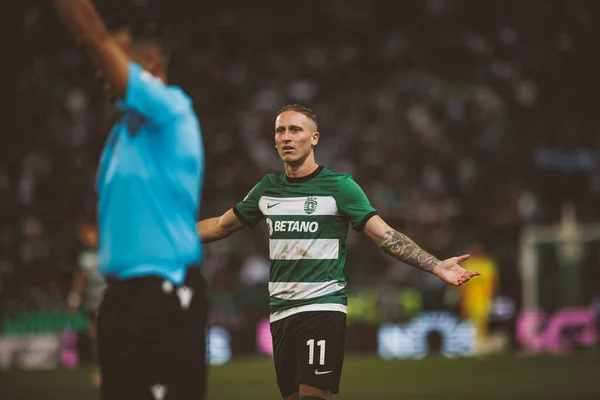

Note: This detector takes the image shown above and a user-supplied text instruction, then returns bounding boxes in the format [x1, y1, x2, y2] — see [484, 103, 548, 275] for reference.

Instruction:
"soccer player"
[53, 1, 207, 399]
[197, 104, 481, 400]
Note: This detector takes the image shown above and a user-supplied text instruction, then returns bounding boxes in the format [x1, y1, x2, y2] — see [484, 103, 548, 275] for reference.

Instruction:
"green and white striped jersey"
[234, 166, 377, 322]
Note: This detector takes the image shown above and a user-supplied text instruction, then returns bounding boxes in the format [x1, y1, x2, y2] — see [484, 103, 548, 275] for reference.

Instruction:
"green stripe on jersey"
[265, 215, 349, 240]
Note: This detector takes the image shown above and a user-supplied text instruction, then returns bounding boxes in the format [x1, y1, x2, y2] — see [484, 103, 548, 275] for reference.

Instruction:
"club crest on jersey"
[304, 197, 318, 214]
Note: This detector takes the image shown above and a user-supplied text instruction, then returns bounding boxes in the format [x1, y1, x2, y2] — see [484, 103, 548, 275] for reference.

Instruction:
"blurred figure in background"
[459, 243, 498, 354]
[67, 221, 105, 387]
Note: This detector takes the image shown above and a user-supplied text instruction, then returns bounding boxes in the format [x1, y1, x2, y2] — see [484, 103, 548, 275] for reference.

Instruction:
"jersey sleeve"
[336, 176, 378, 231]
[233, 179, 266, 228]
[122, 62, 191, 125]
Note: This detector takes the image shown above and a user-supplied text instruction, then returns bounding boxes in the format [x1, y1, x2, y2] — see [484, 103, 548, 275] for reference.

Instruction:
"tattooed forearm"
[379, 230, 440, 273]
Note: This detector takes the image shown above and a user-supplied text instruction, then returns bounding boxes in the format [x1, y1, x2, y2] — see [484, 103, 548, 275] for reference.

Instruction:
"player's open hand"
[433, 254, 480, 286]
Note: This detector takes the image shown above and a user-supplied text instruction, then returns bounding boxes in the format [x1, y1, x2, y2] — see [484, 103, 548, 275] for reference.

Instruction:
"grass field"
[2, 353, 600, 399]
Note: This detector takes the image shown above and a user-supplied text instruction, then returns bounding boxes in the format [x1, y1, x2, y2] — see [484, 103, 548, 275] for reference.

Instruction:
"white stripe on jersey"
[269, 239, 339, 260]
[259, 196, 340, 216]
[269, 280, 346, 301]
[270, 303, 348, 323]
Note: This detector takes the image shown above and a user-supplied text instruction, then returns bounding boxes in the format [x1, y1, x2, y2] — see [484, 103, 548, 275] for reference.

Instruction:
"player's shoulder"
[318, 167, 355, 183]
[248, 173, 280, 192]
[318, 168, 368, 199]
[262, 172, 282, 184]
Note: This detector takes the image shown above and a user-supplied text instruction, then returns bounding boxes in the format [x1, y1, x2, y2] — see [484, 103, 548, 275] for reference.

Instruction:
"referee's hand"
[432, 254, 481, 286]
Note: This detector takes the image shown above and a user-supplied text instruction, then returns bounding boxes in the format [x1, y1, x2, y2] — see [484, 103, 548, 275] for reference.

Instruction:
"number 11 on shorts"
[307, 339, 326, 365]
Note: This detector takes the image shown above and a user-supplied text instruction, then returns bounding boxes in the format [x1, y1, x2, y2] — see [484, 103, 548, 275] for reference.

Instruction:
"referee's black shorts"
[97, 266, 208, 400]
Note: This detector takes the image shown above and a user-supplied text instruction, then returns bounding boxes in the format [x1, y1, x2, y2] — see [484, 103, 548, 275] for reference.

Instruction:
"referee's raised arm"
[53, 0, 129, 98]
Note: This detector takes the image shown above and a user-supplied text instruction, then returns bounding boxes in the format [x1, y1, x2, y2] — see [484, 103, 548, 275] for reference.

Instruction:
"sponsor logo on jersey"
[266, 218, 319, 235]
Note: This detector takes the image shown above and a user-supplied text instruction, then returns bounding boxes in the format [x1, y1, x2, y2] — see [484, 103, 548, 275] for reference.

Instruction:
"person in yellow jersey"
[458, 243, 498, 354]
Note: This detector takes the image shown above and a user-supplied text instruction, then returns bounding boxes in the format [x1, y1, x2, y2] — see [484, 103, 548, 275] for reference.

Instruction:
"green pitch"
[2, 353, 600, 399]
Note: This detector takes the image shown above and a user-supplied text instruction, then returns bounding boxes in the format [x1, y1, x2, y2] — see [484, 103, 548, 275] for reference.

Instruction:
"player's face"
[275, 111, 319, 165]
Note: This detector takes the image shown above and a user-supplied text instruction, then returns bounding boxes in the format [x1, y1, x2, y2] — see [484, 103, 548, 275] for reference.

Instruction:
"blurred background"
[1, 0, 600, 398]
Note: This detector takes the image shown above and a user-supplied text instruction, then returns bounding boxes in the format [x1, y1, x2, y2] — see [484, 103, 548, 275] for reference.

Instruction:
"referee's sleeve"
[123, 62, 190, 125]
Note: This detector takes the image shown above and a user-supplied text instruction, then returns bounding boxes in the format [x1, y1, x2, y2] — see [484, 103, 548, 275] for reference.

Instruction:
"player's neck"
[284, 159, 320, 179]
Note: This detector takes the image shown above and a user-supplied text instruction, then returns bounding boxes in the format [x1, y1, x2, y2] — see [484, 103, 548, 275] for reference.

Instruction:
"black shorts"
[270, 311, 347, 397]
[97, 267, 208, 400]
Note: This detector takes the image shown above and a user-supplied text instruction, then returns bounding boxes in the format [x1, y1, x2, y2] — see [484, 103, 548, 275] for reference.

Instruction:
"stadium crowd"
[2, 0, 599, 323]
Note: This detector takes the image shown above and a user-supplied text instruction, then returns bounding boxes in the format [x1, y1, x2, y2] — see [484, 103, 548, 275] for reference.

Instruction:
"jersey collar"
[285, 165, 325, 183]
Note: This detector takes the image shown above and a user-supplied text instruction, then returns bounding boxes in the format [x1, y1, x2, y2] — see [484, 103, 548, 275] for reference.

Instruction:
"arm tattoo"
[379, 230, 440, 273]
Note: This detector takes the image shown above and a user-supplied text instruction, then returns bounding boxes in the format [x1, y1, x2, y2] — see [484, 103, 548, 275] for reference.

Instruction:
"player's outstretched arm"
[53, 0, 129, 98]
[197, 209, 246, 244]
[363, 215, 480, 286]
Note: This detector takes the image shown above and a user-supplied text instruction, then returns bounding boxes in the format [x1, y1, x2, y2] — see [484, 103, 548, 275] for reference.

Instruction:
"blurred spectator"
[458, 243, 499, 353]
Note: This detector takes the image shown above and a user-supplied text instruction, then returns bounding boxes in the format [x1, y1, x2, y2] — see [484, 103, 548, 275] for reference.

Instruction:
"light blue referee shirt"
[96, 62, 203, 285]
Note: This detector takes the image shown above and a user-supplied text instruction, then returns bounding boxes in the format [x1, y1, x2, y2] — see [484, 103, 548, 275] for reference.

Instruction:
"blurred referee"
[53, 1, 207, 399]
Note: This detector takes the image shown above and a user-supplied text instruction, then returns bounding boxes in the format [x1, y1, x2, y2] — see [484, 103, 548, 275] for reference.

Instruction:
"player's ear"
[312, 131, 319, 146]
